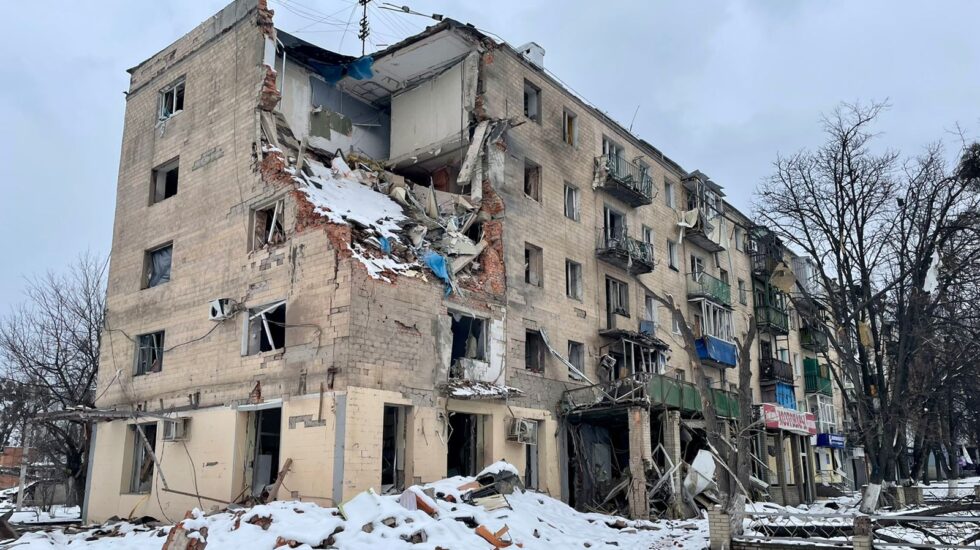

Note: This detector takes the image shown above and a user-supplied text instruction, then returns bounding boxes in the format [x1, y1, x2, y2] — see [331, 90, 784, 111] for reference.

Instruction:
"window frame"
[243, 301, 287, 356]
[158, 77, 186, 120]
[128, 423, 157, 494]
[606, 276, 630, 316]
[563, 183, 580, 221]
[562, 108, 577, 146]
[523, 80, 541, 123]
[567, 340, 584, 381]
[251, 199, 286, 251]
[664, 179, 675, 208]
[134, 331, 165, 376]
[565, 259, 583, 300]
[143, 242, 173, 289]
[150, 157, 180, 205]
[523, 159, 541, 201]
[524, 243, 543, 287]
[667, 240, 679, 270]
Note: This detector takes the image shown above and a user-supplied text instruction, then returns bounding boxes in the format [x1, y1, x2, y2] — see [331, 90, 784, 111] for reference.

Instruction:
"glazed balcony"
[595, 228, 655, 275]
[760, 355, 794, 386]
[687, 272, 731, 306]
[595, 155, 654, 207]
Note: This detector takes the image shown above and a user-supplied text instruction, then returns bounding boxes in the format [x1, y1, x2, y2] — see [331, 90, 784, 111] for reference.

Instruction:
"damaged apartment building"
[84, 0, 850, 523]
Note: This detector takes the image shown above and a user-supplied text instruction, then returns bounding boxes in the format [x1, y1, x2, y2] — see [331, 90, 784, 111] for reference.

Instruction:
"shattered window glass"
[563, 183, 579, 221]
[252, 200, 286, 250]
[145, 244, 173, 288]
[129, 423, 157, 494]
[151, 158, 179, 204]
[244, 302, 286, 355]
[135, 331, 165, 375]
[159, 78, 186, 120]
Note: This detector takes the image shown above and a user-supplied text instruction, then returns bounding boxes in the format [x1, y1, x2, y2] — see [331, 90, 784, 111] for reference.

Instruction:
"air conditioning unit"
[209, 298, 236, 321]
[163, 418, 189, 441]
[507, 418, 538, 445]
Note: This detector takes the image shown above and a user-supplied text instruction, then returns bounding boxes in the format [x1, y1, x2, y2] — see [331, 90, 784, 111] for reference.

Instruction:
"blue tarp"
[775, 382, 796, 409]
[695, 335, 738, 367]
[378, 236, 391, 256]
[423, 251, 453, 296]
[309, 56, 374, 85]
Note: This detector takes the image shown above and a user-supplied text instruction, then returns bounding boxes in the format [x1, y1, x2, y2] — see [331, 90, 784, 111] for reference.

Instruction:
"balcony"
[762, 381, 796, 409]
[595, 228, 655, 275]
[800, 324, 829, 352]
[695, 335, 738, 369]
[804, 358, 833, 396]
[561, 372, 740, 418]
[687, 272, 731, 306]
[595, 155, 654, 207]
[750, 226, 783, 277]
[760, 355, 794, 386]
[755, 305, 789, 334]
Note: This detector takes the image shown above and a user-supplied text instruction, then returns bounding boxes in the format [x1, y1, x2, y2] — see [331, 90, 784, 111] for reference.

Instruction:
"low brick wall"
[733, 541, 848, 550]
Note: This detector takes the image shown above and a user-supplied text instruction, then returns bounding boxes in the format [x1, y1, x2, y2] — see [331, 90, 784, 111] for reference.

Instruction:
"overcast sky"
[1, 0, 978, 312]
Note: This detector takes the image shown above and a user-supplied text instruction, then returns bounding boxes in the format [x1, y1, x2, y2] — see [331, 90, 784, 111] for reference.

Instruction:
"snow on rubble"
[3, 463, 709, 550]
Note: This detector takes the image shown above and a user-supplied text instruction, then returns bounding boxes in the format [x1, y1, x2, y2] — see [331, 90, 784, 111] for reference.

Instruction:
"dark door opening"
[250, 408, 282, 496]
[447, 412, 484, 477]
[382, 405, 407, 491]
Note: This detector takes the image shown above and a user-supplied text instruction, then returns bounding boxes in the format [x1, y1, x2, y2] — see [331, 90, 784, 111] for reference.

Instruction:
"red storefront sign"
[760, 403, 817, 436]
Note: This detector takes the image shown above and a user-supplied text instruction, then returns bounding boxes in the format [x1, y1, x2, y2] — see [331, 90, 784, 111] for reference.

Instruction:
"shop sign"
[760, 403, 817, 436]
[817, 433, 846, 448]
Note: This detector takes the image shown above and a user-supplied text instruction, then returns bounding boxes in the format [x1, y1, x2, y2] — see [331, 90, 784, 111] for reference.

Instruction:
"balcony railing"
[800, 324, 829, 352]
[804, 358, 833, 396]
[755, 305, 789, 333]
[561, 372, 740, 418]
[687, 272, 731, 306]
[595, 228, 655, 274]
[760, 355, 794, 385]
[595, 155, 654, 207]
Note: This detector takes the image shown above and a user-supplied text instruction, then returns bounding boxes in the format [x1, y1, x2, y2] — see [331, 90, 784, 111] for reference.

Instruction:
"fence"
[710, 486, 980, 550]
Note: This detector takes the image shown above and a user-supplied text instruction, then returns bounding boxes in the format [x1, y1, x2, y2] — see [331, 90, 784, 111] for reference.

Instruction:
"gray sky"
[2, 0, 978, 312]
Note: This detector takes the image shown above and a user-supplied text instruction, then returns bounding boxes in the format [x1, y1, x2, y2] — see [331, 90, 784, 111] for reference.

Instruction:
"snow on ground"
[4, 466, 709, 550]
[0, 505, 80, 524]
[300, 157, 406, 240]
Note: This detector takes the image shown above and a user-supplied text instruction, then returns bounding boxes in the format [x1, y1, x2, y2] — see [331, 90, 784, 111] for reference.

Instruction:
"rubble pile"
[3, 462, 708, 550]
[261, 112, 499, 296]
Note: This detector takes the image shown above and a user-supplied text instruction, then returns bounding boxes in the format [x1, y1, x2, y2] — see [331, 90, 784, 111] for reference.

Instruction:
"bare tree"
[0, 253, 106, 506]
[757, 101, 980, 507]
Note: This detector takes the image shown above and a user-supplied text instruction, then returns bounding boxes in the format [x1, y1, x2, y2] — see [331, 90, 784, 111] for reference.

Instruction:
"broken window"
[151, 158, 179, 204]
[565, 259, 582, 300]
[642, 225, 653, 245]
[243, 301, 286, 355]
[251, 200, 285, 251]
[562, 109, 577, 146]
[667, 240, 679, 270]
[606, 277, 629, 316]
[129, 423, 157, 494]
[567, 341, 584, 381]
[144, 243, 173, 288]
[134, 331, 165, 375]
[525, 243, 543, 287]
[738, 279, 748, 305]
[523, 80, 541, 123]
[564, 183, 579, 221]
[524, 419, 540, 489]
[250, 408, 281, 496]
[450, 312, 487, 372]
[719, 268, 730, 286]
[524, 159, 541, 201]
[159, 77, 185, 120]
[690, 255, 705, 278]
[525, 330, 546, 374]
[644, 295, 658, 326]
[665, 179, 675, 208]
[602, 136, 624, 168]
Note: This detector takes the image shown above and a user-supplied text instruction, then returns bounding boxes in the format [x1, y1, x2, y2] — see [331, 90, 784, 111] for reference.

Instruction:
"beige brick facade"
[86, 0, 850, 522]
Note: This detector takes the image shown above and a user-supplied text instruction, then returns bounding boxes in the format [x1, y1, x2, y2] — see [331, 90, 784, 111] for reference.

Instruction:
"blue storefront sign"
[816, 433, 846, 448]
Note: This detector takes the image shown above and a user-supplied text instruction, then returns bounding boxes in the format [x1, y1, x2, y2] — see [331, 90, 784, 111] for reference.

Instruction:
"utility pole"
[358, 0, 371, 56]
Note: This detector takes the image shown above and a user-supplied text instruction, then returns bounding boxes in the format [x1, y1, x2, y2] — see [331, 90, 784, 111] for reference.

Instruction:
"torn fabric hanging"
[309, 56, 374, 85]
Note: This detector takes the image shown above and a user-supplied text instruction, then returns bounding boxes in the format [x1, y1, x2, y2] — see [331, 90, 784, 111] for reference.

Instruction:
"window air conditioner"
[209, 298, 236, 321]
[507, 418, 538, 445]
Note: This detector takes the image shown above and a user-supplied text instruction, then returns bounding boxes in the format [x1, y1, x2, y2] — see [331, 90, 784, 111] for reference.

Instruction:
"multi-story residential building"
[84, 0, 848, 521]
